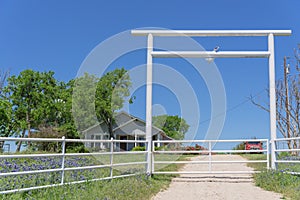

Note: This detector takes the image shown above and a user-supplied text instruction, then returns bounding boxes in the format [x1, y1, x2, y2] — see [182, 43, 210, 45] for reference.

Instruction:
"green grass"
[241, 154, 268, 171]
[242, 154, 300, 200]
[2, 175, 170, 200]
[1, 155, 191, 200]
[254, 170, 300, 200]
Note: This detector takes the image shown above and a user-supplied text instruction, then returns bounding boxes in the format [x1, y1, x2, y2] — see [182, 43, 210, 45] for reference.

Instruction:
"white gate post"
[110, 137, 114, 178]
[268, 33, 277, 170]
[61, 136, 66, 185]
[146, 33, 153, 176]
[208, 141, 212, 172]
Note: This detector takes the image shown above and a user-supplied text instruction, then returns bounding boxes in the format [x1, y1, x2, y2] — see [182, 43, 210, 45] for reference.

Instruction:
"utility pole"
[283, 56, 291, 146]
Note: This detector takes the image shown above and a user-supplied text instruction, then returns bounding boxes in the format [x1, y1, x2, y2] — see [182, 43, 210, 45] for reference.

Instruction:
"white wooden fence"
[1, 136, 300, 194]
[0, 137, 147, 194]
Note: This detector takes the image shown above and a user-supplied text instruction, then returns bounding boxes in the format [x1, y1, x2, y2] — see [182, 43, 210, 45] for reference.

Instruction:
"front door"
[120, 136, 127, 151]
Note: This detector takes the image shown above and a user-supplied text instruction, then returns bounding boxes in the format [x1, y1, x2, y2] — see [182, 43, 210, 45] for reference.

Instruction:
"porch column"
[157, 134, 161, 148]
[135, 132, 137, 147]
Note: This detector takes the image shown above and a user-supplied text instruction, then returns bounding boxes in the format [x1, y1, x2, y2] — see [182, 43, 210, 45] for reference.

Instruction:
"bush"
[66, 145, 89, 153]
[131, 146, 146, 151]
[233, 142, 245, 150]
[131, 146, 167, 151]
[154, 146, 164, 151]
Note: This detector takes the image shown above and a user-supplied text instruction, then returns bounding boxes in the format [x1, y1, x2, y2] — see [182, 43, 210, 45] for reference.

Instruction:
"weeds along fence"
[275, 137, 300, 175]
[152, 139, 269, 175]
[0, 137, 147, 194]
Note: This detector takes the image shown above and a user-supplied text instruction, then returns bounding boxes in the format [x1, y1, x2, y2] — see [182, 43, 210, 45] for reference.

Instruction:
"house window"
[91, 135, 94, 148]
[90, 133, 109, 150]
[102, 134, 109, 149]
[95, 135, 101, 148]
[138, 136, 145, 147]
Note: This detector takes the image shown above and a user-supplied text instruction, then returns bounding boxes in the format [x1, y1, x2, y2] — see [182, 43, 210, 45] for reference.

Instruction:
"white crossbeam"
[151, 51, 270, 58]
[131, 30, 291, 37]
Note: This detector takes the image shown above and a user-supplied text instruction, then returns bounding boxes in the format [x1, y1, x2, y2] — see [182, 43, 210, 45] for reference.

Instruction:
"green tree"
[95, 68, 132, 138]
[152, 115, 189, 140]
[0, 70, 9, 94]
[55, 79, 87, 152]
[4, 70, 59, 151]
[32, 78, 84, 152]
[72, 73, 99, 132]
[0, 70, 13, 138]
[0, 99, 13, 136]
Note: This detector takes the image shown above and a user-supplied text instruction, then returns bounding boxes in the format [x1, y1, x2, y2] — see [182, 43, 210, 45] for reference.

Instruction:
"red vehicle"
[244, 141, 263, 152]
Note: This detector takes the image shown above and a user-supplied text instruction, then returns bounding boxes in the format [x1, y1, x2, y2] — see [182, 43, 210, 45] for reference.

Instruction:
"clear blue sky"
[0, 0, 299, 142]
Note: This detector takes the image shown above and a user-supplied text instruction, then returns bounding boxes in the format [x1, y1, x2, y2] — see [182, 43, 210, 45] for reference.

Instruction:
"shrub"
[131, 146, 146, 151]
[66, 145, 89, 153]
[233, 142, 245, 150]
[154, 146, 164, 151]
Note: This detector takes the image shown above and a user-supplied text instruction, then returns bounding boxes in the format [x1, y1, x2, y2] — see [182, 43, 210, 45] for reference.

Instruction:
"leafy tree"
[4, 70, 59, 151]
[0, 99, 13, 135]
[0, 70, 9, 94]
[95, 68, 132, 138]
[72, 73, 99, 132]
[152, 115, 189, 140]
[32, 78, 84, 152]
[0, 70, 13, 137]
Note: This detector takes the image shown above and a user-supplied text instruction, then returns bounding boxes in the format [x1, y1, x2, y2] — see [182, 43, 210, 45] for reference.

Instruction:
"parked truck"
[244, 141, 263, 153]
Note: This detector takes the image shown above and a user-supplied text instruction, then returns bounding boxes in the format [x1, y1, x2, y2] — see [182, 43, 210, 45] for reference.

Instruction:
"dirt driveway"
[152, 155, 283, 200]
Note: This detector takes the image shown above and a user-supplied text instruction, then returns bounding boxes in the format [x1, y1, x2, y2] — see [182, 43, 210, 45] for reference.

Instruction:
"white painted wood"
[132, 29, 291, 37]
[146, 33, 153, 175]
[151, 51, 270, 58]
[268, 33, 277, 170]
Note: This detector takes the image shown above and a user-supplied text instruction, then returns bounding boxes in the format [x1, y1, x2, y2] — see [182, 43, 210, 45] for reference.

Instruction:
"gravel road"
[152, 155, 283, 200]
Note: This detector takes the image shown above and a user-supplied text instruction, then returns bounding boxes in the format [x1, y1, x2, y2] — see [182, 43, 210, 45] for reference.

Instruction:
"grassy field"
[0, 153, 191, 200]
[242, 154, 300, 200]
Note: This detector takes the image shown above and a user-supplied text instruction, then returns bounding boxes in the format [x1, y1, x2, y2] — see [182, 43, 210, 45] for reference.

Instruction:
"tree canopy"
[1, 68, 132, 151]
[152, 115, 189, 140]
[72, 73, 98, 132]
[95, 68, 132, 138]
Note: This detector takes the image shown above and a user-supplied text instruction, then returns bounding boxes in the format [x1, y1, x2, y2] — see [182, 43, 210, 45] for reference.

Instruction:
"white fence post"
[152, 141, 155, 174]
[267, 140, 270, 170]
[61, 136, 66, 185]
[110, 137, 114, 179]
[209, 141, 212, 173]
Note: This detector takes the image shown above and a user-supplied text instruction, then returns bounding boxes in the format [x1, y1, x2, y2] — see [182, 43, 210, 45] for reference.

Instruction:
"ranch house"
[82, 111, 172, 151]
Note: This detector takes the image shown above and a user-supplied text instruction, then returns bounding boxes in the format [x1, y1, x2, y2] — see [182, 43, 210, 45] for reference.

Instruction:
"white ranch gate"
[131, 29, 292, 174]
[152, 139, 269, 175]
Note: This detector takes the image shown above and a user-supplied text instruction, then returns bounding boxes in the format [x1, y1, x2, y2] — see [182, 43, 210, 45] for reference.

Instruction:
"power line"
[198, 89, 267, 125]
